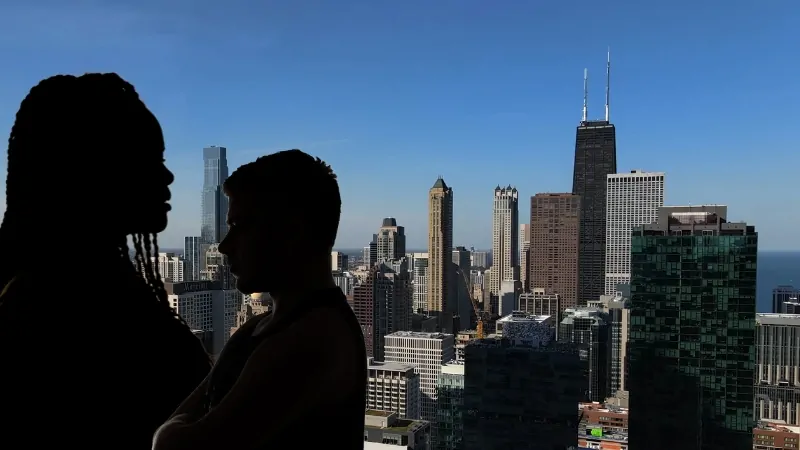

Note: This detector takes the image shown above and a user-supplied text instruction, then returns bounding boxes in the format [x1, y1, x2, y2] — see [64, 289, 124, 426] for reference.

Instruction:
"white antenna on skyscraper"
[605, 47, 611, 122]
[582, 68, 588, 123]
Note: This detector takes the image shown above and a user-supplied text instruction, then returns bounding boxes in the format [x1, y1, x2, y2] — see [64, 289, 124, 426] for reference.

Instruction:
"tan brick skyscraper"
[427, 177, 453, 327]
[529, 193, 581, 310]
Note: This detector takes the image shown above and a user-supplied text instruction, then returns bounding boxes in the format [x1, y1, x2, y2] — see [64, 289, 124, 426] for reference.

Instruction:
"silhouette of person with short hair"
[152, 150, 367, 450]
[0, 73, 212, 449]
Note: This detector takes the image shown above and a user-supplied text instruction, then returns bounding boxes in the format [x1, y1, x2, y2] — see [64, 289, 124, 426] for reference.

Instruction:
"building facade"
[772, 285, 800, 314]
[604, 170, 665, 295]
[165, 280, 241, 355]
[489, 186, 519, 296]
[434, 362, 465, 450]
[384, 331, 455, 422]
[200, 145, 229, 245]
[428, 178, 454, 329]
[756, 314, 800, 425]
[627, 205, 757, 450]
[463, 339, 585, 450]
[377, 218, 407, 263]
[529, 193, 581, 310]
[368, 359, 421, 420]
[572, 120, 617, 306]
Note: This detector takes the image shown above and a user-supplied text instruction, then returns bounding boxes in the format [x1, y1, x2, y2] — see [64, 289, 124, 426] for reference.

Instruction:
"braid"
[139, 233, 210, 363]
[137, 233, 193, 329]
[131, 234, 145, 276]
[149, 234, 171, 305]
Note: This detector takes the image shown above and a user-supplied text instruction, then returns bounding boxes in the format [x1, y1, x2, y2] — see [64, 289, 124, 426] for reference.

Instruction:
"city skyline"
[0, 2, 796, 250]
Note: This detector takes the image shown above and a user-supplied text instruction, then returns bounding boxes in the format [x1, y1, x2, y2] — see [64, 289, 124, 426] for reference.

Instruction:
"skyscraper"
[488, 186, 519, 296]
[451, 246, 471, 272]
[410, 252, 430, 314]
[435, 361, 465, 450]
[428, 177, 453, 329]
[363, 234, 378, 267]
[520, 224, 530, 291]
[573, 53, 617, 305]
[628, 205, 757, 450]
[331, 251, 349, 271]
[772, 285, 800, 313]
[604, 170, 665, 295]
[183, 236, 203, 281]
[352, 263, 413, 361]
[201, 146, 229, 244]
[755, 313, 800, 426]
[376, 218, 406, 263]
[529, 193, 581, 310]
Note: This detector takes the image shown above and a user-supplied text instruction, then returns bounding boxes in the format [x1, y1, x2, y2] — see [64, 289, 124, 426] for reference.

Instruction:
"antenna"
[605, 47, 611, 122]
[582, 68, 588, 123]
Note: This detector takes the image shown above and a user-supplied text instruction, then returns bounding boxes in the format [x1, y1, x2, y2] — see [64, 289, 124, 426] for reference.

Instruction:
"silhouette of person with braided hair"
[0, 73, 212, 449]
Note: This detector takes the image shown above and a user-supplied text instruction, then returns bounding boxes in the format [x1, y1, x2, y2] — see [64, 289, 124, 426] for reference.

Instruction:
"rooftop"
[441, 361, 465, 375]
[431, 177, 448, 190]
[580, 430, 628, 443]
[497, 311, 551, 323]
[467, 337, 579, 354]
[579, 402, 629, 415]
[386, 331, 452, 340]
[757, 313, 800, 326]
[608, 170, 665, 178]
[755, 421, 800, 434]
[364, 410, 428, 434]
[368, 360, 416, 372]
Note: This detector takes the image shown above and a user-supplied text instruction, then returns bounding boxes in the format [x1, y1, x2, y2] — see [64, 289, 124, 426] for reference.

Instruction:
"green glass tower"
[434, 362, 465, 450]
[627, 205, 757, 450]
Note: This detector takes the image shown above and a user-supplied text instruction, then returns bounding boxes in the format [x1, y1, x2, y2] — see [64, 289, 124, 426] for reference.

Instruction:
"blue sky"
[0, 0, 797, 250]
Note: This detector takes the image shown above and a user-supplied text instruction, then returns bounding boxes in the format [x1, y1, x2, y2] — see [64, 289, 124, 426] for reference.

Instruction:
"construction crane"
[457, 267, 490, 339]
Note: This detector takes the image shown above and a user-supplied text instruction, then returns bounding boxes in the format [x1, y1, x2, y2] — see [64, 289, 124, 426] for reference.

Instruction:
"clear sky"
[0, 1, 797, 250]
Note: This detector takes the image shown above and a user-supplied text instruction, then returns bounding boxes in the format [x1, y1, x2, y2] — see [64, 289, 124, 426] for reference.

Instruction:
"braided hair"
[1, 73, 192, 330]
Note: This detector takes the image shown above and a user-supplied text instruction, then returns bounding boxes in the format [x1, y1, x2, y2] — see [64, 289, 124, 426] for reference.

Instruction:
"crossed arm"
[152, 323, 327, 450]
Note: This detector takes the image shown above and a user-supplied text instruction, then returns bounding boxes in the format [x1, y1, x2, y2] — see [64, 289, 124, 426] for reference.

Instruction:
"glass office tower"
[628, 205, 757, 450]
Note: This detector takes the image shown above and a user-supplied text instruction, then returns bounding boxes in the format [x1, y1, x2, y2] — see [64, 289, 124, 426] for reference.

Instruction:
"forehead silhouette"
[8, 73, 160, 166]
[5, 73, 163, 212]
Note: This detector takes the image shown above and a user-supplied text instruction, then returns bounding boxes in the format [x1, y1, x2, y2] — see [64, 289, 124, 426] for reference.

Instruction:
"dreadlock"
[129, 232, 192, 328]
[1, 73, 192, 330]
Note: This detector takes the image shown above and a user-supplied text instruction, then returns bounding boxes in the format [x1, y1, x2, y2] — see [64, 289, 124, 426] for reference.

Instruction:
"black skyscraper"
[572, 53, 617, 305]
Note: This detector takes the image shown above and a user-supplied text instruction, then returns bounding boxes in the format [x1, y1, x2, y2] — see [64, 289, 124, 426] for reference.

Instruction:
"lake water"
[758, 252, 800, 313]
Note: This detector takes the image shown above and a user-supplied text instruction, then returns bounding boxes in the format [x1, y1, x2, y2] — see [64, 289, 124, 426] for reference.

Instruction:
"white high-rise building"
[376, 218, 406, 263]
[756, 314, 800, 425]
[489, 186, 519, 296]
[165, 281, 242, 356]
[331, 251, 348, 271]
[408, 252, 429, 314]
[367, 358, 421, 420]
[332, 271, 355, 296]
[520, 223, 530, 291]
[150, 252, 186, 283]
[384, 331, 454, 422]
[604, 170, 665, 295]
[470, 250, 489, 269]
